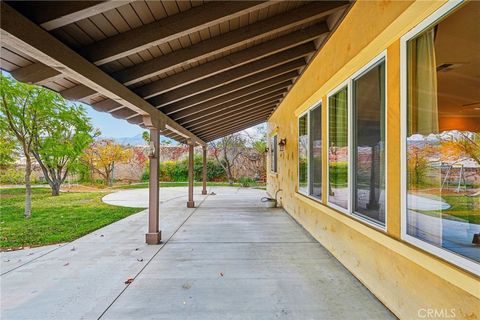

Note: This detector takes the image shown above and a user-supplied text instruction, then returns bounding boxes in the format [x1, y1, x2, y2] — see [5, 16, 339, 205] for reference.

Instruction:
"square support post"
[202, 146, 208, 195]
[145, 127, 161, 244]
[187, 142, 195, 208]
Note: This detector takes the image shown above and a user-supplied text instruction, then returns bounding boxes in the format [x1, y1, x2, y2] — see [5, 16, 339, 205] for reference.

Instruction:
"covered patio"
[1, 0, 350, 245]
[0, 1, 395, 318]
[1, 186, 393, 319]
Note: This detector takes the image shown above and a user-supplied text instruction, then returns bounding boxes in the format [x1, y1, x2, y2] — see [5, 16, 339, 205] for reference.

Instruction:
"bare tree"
[209, 134, 245, 185]
[243, 126, 267, 181]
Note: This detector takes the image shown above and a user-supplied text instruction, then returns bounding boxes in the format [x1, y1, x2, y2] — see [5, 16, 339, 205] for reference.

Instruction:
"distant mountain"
[112, 134, 146, 146]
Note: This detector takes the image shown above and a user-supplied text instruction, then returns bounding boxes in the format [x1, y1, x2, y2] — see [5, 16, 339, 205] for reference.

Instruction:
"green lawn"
[0, 188, 141, 250]
[416, 193, 480, 224]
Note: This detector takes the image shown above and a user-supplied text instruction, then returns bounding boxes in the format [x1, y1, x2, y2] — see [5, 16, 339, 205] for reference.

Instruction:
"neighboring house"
[267, 1, 479, 318]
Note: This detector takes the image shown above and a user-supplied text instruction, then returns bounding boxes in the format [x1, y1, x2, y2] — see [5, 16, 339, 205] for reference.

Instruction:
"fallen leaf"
[125, 278, 134, 284]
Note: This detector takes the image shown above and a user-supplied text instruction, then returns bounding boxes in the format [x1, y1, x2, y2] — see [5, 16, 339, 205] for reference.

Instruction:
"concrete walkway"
[1, 187, 394, 320]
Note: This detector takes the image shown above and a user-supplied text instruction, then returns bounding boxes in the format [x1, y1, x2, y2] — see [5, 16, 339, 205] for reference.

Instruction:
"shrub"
[238, 177, 256, 187]
[329, 162, 348, 187]
[142, 157, 228, 182]
[0, 168, 25, 184]
[142, 165, 150, 182]
[0, 167, 41, 184]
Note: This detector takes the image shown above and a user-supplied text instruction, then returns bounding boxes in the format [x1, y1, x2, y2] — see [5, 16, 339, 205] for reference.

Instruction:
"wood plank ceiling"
[1, 1, 351, 143]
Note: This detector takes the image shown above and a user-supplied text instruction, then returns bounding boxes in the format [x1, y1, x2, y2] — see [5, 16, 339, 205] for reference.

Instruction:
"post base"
[473, 233, 480, 245]
[202, 190, 207, 195]
[187, 201, 195, 208]
[145, 231, 162, 244]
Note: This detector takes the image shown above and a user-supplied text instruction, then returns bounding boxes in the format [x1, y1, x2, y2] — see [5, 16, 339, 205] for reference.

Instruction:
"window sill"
[297, 191, 323, 204]
[296, 192, 387, 233]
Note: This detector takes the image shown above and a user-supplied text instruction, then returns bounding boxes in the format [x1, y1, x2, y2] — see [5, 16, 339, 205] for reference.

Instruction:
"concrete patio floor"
[1, 187, 394, 320]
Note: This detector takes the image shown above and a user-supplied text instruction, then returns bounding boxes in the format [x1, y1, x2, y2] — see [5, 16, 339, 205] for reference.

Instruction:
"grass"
[116, 181, 244, 189]
[0, 188, 141, 250]
[415, 191, 480, 224]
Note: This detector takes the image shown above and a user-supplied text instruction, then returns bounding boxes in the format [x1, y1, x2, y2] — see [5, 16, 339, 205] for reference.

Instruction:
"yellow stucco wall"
[267, 1, 480, 319]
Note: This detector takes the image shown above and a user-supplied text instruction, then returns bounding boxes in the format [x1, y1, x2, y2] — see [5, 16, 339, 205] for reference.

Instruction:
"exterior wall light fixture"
[146, 141, 156, 158]
[278, 138, 287, 151]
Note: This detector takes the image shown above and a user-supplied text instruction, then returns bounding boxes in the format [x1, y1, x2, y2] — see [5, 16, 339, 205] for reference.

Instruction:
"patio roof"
[0, 1, 351, 144]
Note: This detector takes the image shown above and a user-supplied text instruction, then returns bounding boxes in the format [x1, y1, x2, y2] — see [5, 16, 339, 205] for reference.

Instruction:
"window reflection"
[299, 114, 308, 194]
[353, 61, 386, 226]
[406, 2, 479, 263]
[310, 106, 322, 199]
[329, 87, 349, 210]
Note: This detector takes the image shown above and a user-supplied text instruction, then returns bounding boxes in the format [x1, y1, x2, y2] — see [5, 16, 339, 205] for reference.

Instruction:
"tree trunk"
[24, 154, 32, 219]
[108, 163, 114, 187]
[105, 168, 112, 187]
[51, 183, 60, 196]
[226, 166, 234, 185]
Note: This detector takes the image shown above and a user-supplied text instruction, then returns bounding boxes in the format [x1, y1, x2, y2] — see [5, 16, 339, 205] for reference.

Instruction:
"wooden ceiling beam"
[0, 3, 205, 145]
[110, 107, 136, 120]
[198, 117, 268, 140]
[169, 79, 292, 120]
[157, 62, 302, 114]
[8, 1, 130, 31]
[113, 1, 347, 86]
[183, 97, 281, 128]
[60, 84, 98, 101]
[202, 119, 268, 142]
[9, 62, 61, 84]
[151, 45, 313, 104]
[135, 24, 328, 99]
[202, 120, 265, 142]
[194, 112, 270, 135]
[186, 104, 276, 132]
[178, 91, 285, 126]
[82, 1, 271, 65]
[90, 99, 122, 113]
[8, 21, 328, 93]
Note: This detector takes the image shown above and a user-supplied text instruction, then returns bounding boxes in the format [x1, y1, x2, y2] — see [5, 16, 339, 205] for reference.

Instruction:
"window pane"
[299, 114, 308, 194]
[310, 106, 322, 199]
[328, 87, 349, 209]
[353, 61, 386, 225]
[270, 135, 277, 172]
[406, 2, 480, 263]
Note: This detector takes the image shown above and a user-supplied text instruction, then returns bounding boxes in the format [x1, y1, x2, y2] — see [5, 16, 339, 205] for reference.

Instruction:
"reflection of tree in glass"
[440, 131, 480, 167]
[407, 143, 436, 189]
[299, 135, 308, 188]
